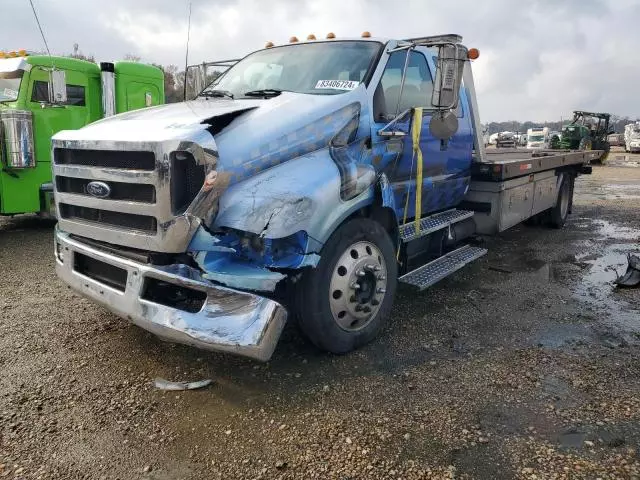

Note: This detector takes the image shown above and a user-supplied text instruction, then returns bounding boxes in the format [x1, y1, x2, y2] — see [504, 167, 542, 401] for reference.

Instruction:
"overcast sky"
[3, 0, 639, 122]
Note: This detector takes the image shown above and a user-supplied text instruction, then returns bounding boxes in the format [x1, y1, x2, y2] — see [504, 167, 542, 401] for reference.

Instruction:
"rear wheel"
[294, 218, 397, 354]
[549, 175, 572, 228]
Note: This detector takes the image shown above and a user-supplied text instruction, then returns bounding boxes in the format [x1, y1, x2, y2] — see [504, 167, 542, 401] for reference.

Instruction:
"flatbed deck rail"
[472, 149, 602, 181]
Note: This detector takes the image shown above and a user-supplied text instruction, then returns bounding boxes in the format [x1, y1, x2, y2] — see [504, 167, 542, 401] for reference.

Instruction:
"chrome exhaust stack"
[100, 62, 116, 117]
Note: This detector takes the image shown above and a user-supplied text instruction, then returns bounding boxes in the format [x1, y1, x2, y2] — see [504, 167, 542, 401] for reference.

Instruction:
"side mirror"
[431, 44, 466, 110]
[49, 70, 67, 103]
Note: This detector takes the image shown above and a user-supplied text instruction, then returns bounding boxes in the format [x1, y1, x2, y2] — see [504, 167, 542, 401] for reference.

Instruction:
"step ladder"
[399, 245, 487, 291]
[399, 209, 475, 243]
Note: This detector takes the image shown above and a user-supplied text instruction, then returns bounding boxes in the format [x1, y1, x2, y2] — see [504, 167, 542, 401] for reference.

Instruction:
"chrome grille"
[52, 138, 209, 253]
[59, 204, 158, 234]
[56, 176, 156, 203]
[54, 148, 155, 170]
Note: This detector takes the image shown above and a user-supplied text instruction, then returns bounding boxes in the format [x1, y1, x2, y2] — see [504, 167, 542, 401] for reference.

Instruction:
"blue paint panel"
[370, 47, 473, 221]
[189, 226, 318, 271]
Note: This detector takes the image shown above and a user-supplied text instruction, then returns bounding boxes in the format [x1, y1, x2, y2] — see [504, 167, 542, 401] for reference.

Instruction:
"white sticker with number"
[2, 87, 18, 98]
[314, 80, 360, 91]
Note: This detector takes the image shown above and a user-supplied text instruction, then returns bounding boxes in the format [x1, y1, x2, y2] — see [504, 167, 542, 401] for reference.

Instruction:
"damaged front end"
[51, 88, 378, 359]
[189, 226, 320, 292]
[54, 230, 287, 361]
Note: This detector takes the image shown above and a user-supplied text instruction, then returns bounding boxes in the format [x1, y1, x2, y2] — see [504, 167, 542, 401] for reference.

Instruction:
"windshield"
[0, 70, 23, 102]
[528, 135, 545, 142]
[200, 41, 382, 99]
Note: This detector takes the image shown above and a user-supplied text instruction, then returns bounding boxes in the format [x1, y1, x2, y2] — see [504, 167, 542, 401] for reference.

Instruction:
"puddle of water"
[572, 218, 640, 242]
[573, 243, 640, 331]
[593, 219, 640, 241]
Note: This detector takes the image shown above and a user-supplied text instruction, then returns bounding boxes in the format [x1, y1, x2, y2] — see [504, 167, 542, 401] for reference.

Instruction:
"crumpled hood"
[55, 88, 370, 159]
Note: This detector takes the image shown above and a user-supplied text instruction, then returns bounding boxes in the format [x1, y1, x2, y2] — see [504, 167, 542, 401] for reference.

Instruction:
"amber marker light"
[468, 48, 480, 60]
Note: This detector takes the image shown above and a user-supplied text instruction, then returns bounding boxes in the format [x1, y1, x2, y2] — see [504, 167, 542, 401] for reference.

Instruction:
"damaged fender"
[213, 152, 374, 245]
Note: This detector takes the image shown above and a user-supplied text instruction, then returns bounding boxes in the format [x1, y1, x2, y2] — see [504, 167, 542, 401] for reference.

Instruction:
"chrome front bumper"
[54, 229, 287, 361]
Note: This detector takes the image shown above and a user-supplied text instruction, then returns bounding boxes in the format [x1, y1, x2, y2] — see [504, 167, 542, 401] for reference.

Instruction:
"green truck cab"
[0, 51, 164, 215]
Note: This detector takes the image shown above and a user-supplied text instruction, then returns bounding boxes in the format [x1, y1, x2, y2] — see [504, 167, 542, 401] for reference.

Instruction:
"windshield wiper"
[243, 89, 284, 98]
[199, 89, 234, 99]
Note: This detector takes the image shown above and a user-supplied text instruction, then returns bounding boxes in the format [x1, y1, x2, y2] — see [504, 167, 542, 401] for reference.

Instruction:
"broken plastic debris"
[616, 254, 640, 288]
[153, 378, 213, 391]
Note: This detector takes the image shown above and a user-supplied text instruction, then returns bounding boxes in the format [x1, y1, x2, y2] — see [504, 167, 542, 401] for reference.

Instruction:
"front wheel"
[294, 218, 397, 354]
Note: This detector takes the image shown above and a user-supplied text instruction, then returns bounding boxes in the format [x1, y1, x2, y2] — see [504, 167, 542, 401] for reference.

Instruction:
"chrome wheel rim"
[329, 241, 388, 332]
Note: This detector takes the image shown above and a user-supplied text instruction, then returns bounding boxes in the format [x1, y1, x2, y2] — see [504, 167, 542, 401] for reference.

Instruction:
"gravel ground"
[1, 162, 639, 480]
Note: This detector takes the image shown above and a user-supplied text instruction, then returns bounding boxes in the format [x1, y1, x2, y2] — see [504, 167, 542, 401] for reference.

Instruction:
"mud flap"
[616, 254, 640, 288]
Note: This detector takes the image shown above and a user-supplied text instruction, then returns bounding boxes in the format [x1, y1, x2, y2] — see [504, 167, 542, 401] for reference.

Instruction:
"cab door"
[370, 48, 472, 222]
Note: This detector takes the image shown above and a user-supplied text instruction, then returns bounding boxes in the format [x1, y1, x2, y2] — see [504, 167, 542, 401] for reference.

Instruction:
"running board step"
[399, 245, 487, 291]
[399, 209, 475, 243]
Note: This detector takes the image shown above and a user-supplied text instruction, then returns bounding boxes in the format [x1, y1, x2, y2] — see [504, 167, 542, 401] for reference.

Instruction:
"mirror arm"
[377, 108, 414, 137]
[393, 46, 414, 120]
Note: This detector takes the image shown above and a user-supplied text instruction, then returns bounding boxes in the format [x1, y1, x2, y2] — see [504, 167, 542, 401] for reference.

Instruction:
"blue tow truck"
[51, 33, 603, 360]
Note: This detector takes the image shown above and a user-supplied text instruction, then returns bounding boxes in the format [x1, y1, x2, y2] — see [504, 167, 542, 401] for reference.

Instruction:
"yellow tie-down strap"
[411, 107, 424, 235]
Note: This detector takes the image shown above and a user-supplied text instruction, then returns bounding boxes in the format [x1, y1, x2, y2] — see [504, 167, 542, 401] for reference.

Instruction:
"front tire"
[294, 218, 397, 354]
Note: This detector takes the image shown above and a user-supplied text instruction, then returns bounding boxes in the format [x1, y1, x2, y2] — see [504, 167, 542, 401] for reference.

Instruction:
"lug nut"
[377, 274, 386, 281]
[350, 282, 361, 290]
[355, 304, 363, 312]
[356, 270, 366, 277]
[376, 288, 386, 294]
[362, 306, 372, 313]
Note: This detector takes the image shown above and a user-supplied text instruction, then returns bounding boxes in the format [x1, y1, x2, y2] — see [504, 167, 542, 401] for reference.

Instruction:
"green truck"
[0, 51, 164, 215]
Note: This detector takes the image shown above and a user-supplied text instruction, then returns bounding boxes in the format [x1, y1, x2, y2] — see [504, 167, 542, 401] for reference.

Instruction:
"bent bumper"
[54, 229, 287, 361]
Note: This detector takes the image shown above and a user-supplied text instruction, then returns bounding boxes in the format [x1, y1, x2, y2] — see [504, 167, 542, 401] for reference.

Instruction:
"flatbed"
[472, 149, 602, 181]
[457, 149, 604, 234]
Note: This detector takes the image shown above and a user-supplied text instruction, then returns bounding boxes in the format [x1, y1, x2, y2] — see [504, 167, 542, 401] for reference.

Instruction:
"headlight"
[0, 110, 35, 168]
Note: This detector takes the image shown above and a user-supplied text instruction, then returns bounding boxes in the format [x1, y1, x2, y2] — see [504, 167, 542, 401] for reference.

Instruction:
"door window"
[374, 50, 433, 121]
[31, 80, 86, 106]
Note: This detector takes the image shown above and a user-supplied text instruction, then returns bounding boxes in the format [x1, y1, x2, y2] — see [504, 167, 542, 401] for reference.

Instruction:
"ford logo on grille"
[86, 181, 111, 198]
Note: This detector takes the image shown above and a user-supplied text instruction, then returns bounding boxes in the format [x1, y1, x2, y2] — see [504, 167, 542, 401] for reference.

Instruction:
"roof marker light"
[307, 34, 316, 40]
[8, 51, 17, 58]
[265, 41, 274, 48]
[467, 48, 480, 60]
[326, 32, 336, 39]
[18, 49, 27, 57]
[289, 36, 299, 43]
[361, 31, 371, 38]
